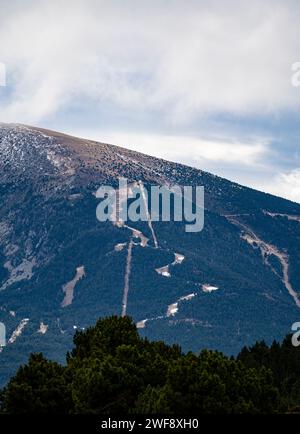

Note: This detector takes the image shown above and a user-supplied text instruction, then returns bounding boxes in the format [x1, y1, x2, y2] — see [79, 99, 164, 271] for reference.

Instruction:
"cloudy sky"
[1, 0, 300, 202]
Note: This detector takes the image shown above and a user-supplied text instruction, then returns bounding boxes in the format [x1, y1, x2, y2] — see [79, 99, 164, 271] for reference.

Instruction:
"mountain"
[0, 123, 300, 386]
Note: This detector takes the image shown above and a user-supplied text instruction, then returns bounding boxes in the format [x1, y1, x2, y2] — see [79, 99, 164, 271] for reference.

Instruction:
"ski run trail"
[226, 215, 300, 309]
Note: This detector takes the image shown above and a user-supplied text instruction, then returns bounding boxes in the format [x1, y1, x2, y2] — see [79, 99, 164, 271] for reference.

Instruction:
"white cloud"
[265, 169, 300, 203]
[0, 0, 300, 123]
[0, 0, 299, 204]
[71, 128, 270, 167]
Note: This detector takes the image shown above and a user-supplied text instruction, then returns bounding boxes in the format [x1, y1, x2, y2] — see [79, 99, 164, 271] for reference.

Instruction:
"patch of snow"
[38, 322, 48, 334]
[156, 252, 185, 278]
[167, 292, 197, 318]
[136, 319, 148, 329]
[173, 253, 185, 265]
[46, 149, 75, 175]
[114, 243, 127, 252]
[167, 302, 179, 317]
[8, 318, 29, 344]
[202, 284, 219, 293]
[179, 293, 197, 301]
[264, 211, 300, 222]
[124, 225, 149, 247]
[156, 265, 171, 277]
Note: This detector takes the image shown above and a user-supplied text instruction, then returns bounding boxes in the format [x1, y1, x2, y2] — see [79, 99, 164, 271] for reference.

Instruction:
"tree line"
[1, 316, 299, 414]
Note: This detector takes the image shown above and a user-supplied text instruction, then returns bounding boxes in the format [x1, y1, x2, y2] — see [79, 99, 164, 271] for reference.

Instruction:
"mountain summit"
[0, 124, 300, 385]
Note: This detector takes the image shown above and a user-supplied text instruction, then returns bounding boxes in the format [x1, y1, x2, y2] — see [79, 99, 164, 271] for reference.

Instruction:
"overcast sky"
[1, 0, 300, 202]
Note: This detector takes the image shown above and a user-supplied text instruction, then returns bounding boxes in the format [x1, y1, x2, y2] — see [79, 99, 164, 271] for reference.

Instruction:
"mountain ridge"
[3, 122, 300, 206]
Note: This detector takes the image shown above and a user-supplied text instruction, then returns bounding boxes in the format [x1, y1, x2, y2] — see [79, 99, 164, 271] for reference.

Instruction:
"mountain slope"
[0, 123, 300, 386]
